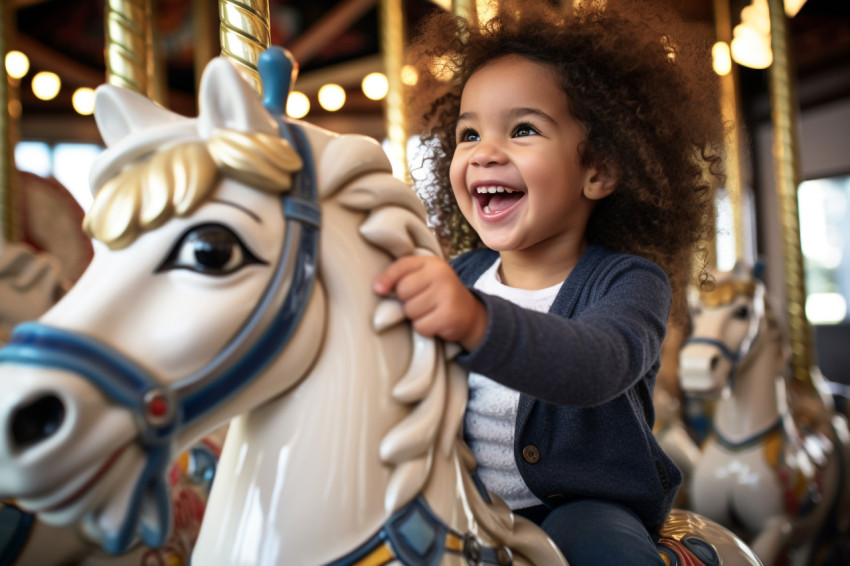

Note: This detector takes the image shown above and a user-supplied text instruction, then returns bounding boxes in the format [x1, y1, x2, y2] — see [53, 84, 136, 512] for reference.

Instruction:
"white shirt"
[464, 258, 561, 509]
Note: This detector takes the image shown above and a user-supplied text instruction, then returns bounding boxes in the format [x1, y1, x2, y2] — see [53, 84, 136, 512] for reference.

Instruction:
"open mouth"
[473, 185, 525, 215]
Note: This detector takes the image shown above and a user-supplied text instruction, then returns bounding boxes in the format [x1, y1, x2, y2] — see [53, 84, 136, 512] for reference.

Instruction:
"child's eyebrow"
[455, 108, 557, 125]
[511, 107, 557, 125]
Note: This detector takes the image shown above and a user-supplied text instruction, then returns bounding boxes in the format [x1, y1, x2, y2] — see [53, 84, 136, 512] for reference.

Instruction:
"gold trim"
[353, 543, 395, 566]
[699, 280, 755, 307]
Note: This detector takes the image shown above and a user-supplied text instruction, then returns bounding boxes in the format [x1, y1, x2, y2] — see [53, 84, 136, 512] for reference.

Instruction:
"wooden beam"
[289, 0, 376, 66]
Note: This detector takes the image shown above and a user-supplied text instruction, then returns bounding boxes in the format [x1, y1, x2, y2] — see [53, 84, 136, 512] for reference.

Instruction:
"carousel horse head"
[0, 51, 322, 554]
[0, 51, 570, 565]
[679, 260, 786, 398]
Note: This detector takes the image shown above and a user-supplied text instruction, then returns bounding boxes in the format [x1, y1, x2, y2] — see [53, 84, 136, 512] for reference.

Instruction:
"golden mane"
[84, 129, 302, 250]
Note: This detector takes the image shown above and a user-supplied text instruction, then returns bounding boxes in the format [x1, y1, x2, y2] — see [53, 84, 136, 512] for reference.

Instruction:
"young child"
[373, 1, 723, 563]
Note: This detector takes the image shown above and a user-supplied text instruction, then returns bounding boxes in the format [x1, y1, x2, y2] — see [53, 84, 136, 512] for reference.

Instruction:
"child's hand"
[373, 255, 487, 352]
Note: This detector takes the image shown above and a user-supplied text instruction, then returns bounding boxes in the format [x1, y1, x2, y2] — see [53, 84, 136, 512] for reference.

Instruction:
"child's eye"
[457, 128, 480, 143]
[513, 123, 539, 137]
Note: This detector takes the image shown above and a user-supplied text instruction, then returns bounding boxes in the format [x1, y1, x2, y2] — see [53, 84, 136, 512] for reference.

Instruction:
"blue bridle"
[684, 288, 764, 394]
[0, 48, 320, 555]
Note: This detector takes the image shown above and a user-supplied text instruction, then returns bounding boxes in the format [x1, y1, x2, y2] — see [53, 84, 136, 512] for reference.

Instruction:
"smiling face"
[450, 55, 611, 273]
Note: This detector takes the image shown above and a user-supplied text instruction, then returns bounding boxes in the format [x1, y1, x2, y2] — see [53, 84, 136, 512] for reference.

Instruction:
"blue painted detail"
[684, 337, 740, 363]
[0, 323, 178, 446]
[285, 197, 321, 228]
[396, 504, 438, 557]
[385, 498, 447, 566]
[682, 537, 720, 566]
[711, 417, 783, 451]
[471, 469, 492, 504]
[188, 446, 218, 490]
[259, 47, 298, 148]
[752, 259, 766, 282]
[0, 504, 34, 566]
[103, 444, 172, 555]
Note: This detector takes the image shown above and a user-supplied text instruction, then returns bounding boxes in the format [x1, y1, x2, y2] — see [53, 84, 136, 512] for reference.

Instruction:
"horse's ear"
[731, 260, 751, 279]
[94, 85, 184, 148]
[197, 58, 278, 138]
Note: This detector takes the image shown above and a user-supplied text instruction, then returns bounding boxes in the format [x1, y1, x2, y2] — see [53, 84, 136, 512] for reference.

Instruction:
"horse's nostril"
[10, 394, 65, 450]
[710, 356, 720, 372]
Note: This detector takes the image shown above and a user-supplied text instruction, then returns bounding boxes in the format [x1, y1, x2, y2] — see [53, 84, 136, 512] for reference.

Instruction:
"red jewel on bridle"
[144, 389, 171, 424]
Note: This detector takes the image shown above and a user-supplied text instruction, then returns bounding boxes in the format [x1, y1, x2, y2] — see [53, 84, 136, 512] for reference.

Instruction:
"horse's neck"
[714, 324, 785, 443]
[196, 203, 418, 564]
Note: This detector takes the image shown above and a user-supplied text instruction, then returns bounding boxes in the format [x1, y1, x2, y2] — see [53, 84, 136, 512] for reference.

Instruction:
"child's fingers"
[372, 256, 425, 295]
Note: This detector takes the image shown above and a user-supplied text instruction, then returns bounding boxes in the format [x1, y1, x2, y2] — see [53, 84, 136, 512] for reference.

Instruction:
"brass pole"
[193, 0, 219, 95]
[0, 1, 20, 243]
[379, 0, 408, 181]
[105, 0, 154, 97]
[713, 0, 746, 264]
[219, 0, 270, 95]
[766, 0, 814, 387]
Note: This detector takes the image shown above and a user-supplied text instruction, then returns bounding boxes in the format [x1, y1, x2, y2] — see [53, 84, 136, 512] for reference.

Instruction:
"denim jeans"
[514, 499, 665, 565]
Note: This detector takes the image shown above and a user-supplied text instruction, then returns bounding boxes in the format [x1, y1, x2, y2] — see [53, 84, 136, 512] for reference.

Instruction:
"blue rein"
[0, 48, 320, 555]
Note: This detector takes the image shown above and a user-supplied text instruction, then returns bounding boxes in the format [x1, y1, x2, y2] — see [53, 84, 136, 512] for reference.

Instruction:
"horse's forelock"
[85, 130, 301, 249]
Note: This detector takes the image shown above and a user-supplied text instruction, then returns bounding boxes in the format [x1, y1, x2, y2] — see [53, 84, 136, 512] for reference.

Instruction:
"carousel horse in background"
[0, 241, 67, 345]
[680, 261, 850, 566]
[0, 50, 760, 565]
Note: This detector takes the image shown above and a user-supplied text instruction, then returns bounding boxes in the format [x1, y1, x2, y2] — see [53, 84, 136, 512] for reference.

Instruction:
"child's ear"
[582, 164, 617, 201]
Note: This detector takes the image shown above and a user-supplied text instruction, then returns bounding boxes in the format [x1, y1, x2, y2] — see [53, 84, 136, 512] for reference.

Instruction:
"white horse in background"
[0, 241, 67, 345]
[680, 262, 850, 566]
[0, 51, 760, 565]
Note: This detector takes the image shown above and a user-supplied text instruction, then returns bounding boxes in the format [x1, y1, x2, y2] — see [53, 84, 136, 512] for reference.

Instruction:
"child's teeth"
[484, 205, 491, 213]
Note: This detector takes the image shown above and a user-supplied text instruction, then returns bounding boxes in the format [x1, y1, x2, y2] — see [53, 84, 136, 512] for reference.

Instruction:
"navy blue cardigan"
[452, 244, 681, 529]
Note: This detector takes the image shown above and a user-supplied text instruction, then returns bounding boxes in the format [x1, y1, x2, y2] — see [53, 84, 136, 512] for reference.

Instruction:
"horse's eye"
[157, 223, 266, 276]
[732, 305, 750, 320]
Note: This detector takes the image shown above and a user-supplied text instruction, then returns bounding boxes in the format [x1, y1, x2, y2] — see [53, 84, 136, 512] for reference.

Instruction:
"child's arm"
[373, 255, 487, 352]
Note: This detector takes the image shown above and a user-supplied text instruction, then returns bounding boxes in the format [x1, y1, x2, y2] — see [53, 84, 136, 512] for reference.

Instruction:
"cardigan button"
[522, 445, 540, 464]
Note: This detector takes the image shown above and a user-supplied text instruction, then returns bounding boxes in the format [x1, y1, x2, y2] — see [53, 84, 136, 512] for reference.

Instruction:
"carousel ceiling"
[7, 0, 850, 143]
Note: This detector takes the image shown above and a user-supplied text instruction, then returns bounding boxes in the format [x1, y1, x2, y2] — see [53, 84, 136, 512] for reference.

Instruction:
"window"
[799, 175, 850, 324]
[15, 141, 102, 212]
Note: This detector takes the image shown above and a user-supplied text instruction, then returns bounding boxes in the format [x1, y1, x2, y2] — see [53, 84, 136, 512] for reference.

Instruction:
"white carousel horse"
[0, 51, 760, 565]
[680, 262, 850, 566]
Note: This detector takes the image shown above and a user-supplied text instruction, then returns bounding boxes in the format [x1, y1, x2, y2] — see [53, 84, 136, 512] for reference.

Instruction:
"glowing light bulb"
[286, 91, 310, 119]
[32, 71, 61, 101]
[5, 50, 30, 79]
[361, 72, 388, 101]
[401, 65, 418, 86]
[318, 84, 345, 112]
[712, 42, 732, 76]
[72, 87, 96, 115]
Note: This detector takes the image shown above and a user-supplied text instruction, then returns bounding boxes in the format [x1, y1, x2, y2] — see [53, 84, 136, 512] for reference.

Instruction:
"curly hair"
[405, 0, 724, 325]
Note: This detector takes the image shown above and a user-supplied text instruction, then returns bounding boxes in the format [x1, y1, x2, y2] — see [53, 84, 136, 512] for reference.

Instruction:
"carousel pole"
[0, 0, 16, 243]
[765, 0, 815, 389]
[379, 0, 408, 181]
[713, 0, 748, 265]
[218, 0, 270, 95]
[193, 0, 219, 94]
[105, 0, 155, 97]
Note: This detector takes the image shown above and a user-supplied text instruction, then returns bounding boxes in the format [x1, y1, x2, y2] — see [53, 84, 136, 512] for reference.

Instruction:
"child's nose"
[470, 140, 507, 167]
